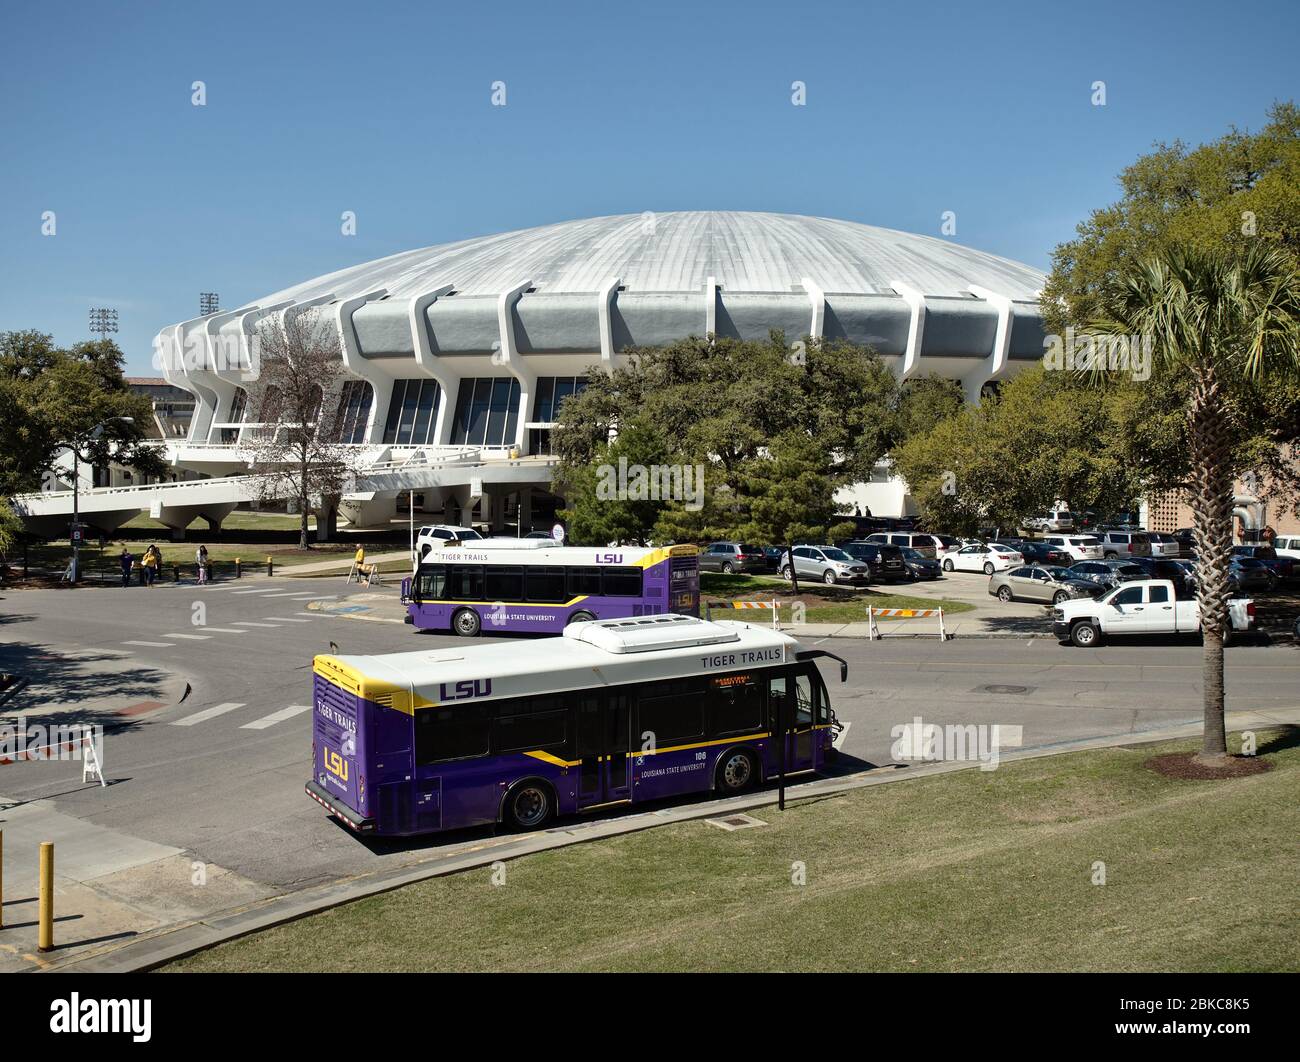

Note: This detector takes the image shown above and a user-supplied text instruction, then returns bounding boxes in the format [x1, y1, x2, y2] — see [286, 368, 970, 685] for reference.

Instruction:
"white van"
[1272, 535, 1300, 562]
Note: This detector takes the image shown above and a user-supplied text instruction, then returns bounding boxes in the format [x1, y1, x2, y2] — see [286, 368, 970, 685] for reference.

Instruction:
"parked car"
[782, 545, 871, 585]
[1053, 578, 1255, 647]
[760, 545, 787, 572]
[942, 542, 1023, 575]
[523, 530, 554, 540]
[1145, 532, 1181, 557]
[1001, 540, 1072, 566]
[1068, 560, 1149, 592]
[1122, 557, 1198, 593]
[1022, 509, 1076, 532]
[1232, 545, 1294, 580]
[1172, 528, 1197, 554]
[989, 565, 1098, 606]
[416, 523, 484, 557]
[1094, 530, 1156, 559]
[899, 547, 943, 580]
[839, 541, 910, 582]
[863, 532, 948, 558]
[1228, 556, 1276, 593]
[1041, 534, 1104, 562]
[698, 542, 767, 574]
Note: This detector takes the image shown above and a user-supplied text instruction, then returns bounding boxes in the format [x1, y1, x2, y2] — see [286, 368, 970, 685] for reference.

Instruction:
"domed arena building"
[22, 212, 1049, 536]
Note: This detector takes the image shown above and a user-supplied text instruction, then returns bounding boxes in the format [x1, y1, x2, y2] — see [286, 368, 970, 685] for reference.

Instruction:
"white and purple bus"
[400, 541, 700, 636]
[306, 613, 846, 836]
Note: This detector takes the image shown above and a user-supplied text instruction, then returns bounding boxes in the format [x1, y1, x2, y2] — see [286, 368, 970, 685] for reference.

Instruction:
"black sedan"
[900, 547, 943, 580]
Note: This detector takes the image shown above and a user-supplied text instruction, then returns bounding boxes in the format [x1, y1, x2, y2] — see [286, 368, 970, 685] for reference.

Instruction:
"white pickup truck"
[1052, 578, 1255, 647]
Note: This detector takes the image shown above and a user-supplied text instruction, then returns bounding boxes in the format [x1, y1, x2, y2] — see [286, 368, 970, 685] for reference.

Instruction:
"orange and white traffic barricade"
[866, 606, 949, 641]
[710, 597, 780, 629]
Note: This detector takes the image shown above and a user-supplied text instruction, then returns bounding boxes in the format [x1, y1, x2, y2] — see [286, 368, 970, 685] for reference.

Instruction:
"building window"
[449, 378, 521, 447]
[532, 376, 589, 424]
[229, 388, 248, 426]
[334, 381, 373, 444]
[381, 379, 440, 445]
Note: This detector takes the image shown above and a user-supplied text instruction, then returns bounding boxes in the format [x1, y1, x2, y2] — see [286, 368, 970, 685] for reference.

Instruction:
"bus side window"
[602, 566, 643, 597]
[567, 566, 602, 597]
[768, 674, 789, 731]
[485, 565, 523, 602]
[448, 565, 484, 600]
[525, 565, 567, 603]
[415, 705, 490, 765]
[417, 564, 447, 601]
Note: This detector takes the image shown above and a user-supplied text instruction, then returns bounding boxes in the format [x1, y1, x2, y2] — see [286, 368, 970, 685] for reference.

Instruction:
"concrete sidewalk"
[39, 705, 1300, 974]
[283, 551, 412, 577]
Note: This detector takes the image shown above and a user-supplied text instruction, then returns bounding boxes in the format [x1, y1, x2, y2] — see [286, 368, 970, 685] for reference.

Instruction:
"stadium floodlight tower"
[88, 306, 118, 340]
[200, 292, 220, 316]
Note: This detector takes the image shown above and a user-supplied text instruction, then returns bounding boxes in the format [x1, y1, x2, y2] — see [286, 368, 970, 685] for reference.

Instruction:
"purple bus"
[306, 614, 846, 837]
[400, 542, 700, 636]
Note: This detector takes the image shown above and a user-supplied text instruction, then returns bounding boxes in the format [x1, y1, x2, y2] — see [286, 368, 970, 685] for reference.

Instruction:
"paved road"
[1, 575, 1298, 967]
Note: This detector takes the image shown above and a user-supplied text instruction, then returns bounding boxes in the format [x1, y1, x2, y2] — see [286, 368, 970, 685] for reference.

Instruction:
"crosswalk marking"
[264, 616, 312, 623]
[201, 627, 250, 634]
[62, 647, 131, 657]
[240, 704, 312, 730]
[230, 588, 283, 595]
[122, 640, 174, 647]
[171, 701, 246, 726]
[164, 633, 212, 640]
[287, 593, 337, 600]
[295, 612, 323, 618]
[832, 720, 852, 750]
[233, 621, 281, 628]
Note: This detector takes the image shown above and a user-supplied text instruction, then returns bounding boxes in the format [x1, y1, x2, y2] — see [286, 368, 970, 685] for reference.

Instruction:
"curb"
[43, 707, 1300, 974]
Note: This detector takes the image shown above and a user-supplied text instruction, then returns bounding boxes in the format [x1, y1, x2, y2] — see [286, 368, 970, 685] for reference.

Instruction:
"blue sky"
[1, 0, 1296, 375]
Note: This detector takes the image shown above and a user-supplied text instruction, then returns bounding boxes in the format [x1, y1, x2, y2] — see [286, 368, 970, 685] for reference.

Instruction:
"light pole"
[67, 417, 133, 583]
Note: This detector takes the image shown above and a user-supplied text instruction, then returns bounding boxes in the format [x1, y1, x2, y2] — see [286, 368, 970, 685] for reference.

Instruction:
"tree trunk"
[299, 448, 311, 549]
[786, 542, 800, 596]
[1186, 372, 1234, 764]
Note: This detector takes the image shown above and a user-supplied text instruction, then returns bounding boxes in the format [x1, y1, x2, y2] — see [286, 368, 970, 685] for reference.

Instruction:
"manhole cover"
[974, 684, 1034, 695]
[705, 813, 768, 832]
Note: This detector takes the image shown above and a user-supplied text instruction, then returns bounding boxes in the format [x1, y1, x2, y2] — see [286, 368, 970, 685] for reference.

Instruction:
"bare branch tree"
[242, 309, 360, 548]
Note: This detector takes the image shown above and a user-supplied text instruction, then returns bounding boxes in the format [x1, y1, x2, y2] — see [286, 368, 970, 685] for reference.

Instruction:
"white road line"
[163, 633, 213, 640]
[286, 593, 338, 600]
[61, 647, 131, 657]
[240, 704, 312, 730]
[201, 627, 250, 634]
[122, 640, 174, 647]
[230, 588, 283, 595]
[264, 616, 313, 622]
[295, 612, 324, 618]
[833, 720, 852, 750]
[171, 701, 246, 726]
[233, 621, 281, 628]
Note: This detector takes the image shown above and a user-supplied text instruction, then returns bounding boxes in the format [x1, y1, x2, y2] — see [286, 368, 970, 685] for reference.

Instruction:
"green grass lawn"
[14, 538, 365, 576]
[700, 571, 973, 623]
[165, 729, 1299, 973]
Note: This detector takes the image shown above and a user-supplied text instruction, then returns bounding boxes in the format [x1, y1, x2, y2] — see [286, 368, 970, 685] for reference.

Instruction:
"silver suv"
[782, 545, 871, 585]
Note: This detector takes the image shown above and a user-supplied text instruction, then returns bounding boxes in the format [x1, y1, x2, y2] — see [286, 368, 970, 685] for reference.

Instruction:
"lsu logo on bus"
[439, 678, 492, 702]
[324, 747, 349, 782]
[595, 552, 623, 564]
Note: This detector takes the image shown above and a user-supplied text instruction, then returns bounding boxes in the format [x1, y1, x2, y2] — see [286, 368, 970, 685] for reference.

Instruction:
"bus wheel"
[504, 781, 553, 830]
[716, 750, 757, 793]
[452, 607, 482, 637]
[568, 610, 596, 626]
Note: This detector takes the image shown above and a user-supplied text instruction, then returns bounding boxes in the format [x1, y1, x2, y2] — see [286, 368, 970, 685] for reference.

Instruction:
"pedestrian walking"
[119, 547, 134, 588]
[196, 544, 209, 584]
[143, 545, 160, 587]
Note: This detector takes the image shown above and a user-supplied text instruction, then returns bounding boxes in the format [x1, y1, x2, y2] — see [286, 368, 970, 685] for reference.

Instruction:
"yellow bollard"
[267, 554, 274, 577]
[38, 841, 53, 952]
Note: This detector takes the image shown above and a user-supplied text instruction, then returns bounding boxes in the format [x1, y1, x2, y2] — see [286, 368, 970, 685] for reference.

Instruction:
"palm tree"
[1088, 245, 1300, 763]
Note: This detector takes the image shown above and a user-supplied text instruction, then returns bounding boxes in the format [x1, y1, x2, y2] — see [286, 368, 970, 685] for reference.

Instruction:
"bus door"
[768, 670, 817, 775]
[576, 691, 632, 810]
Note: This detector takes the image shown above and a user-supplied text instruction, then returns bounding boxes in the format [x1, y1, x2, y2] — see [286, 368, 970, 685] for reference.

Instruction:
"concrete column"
[519, 487, 533, 535]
